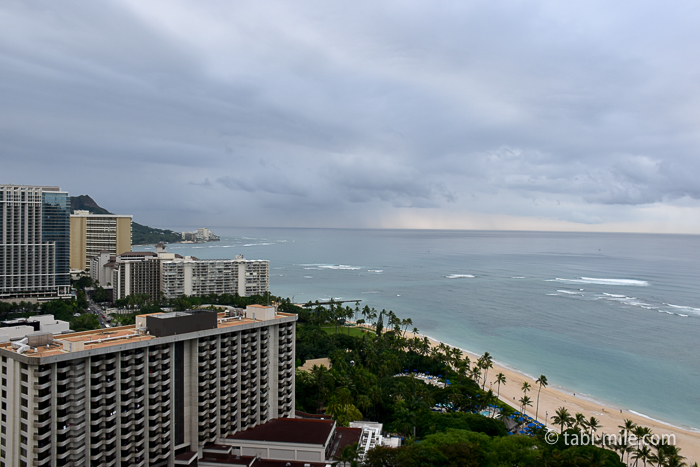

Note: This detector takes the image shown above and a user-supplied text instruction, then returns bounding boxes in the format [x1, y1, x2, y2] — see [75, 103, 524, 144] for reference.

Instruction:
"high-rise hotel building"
[0, 185, 70, 299]
[0, 305, 296, 467]
[69, 210, 132, 273]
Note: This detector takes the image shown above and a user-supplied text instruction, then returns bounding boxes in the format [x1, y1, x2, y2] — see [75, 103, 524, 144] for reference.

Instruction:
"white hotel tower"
[0, 306, 296, 467]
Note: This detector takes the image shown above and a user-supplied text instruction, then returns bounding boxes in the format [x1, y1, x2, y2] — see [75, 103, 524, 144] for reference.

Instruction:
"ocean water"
[137, 228, 700, 430]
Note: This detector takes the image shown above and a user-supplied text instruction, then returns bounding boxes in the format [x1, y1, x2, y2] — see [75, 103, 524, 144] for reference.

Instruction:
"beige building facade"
[70, 210, 132, 272]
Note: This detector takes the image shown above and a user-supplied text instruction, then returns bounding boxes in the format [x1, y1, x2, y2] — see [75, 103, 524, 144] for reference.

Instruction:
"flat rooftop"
[0, 311, 295, 359]
[227, 418, 335, 446]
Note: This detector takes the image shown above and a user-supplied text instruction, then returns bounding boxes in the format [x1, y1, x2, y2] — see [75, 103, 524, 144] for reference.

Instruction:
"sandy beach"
[397, 328, 700, 464]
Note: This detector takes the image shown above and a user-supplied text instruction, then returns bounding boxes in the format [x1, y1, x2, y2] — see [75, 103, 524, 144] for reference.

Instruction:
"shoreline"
[359, 324, 700, 463]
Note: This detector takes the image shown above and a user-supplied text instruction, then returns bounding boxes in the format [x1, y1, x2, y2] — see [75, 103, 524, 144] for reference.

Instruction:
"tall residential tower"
[0, 185, 70, 299]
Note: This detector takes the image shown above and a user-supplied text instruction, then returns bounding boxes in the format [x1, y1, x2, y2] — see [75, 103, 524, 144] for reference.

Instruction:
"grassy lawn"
[320, 325, 375, 337]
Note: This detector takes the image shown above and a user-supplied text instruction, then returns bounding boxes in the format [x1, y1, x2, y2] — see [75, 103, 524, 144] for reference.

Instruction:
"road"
[87, 297, 113, 329]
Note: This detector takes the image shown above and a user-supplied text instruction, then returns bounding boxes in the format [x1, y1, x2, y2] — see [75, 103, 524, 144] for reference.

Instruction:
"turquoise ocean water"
[137, 228, 700, 431]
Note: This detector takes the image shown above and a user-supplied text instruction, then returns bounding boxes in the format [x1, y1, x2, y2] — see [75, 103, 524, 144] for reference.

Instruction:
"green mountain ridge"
[70, 195, 182, 245]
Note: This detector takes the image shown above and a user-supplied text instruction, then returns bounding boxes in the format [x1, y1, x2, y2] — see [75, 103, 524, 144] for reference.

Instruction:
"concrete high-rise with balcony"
[160, 254, 269, 300]
[90, 245, 270, 302]
[0, 305, 296, 467]
[0, 185, 70, 300]
[70, 210, 132, 273]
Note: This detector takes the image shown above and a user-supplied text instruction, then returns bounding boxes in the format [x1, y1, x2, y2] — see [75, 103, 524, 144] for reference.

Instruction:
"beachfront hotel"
[69, 210, 132, 273]
[0, 305, 296, 466]
[91, 244, 270, 301]
[159, 253, 269, 300]
[0, 185, 71, 300]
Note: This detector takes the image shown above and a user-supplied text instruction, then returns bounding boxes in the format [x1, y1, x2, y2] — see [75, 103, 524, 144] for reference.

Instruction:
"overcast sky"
[2, 1, 700, 233]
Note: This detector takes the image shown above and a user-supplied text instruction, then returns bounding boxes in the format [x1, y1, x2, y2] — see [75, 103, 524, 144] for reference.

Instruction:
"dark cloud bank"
[2, 0, 700, 232]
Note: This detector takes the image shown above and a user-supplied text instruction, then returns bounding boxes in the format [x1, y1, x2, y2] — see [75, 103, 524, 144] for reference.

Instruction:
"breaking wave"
[548, 277, 649, 287]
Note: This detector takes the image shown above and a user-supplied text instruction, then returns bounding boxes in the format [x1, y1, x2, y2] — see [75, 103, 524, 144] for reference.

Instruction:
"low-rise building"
[0, 315, 71, 343]
[198, 417, 362, 466]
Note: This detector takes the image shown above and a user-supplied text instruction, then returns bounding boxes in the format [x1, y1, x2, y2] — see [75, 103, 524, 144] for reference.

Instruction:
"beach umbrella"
[404, 369, 408, 373]
[426, 371, 430, 374]
[527, 423, 536, 427]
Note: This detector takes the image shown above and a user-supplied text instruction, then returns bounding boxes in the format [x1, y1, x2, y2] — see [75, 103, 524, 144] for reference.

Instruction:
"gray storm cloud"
[2, 0, 700, 231]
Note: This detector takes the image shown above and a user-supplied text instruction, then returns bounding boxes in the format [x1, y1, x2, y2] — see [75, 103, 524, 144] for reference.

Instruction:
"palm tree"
[587, 416, 601, 435]
[535, 375, 547, 422]
[632, 426, 652, 466]
[552, 407, 574, 433]
[495, 372, 507, 399]
[618, 418, 637, 464]
[326, 388, 363, 426]
[480, 352, 493, 390]
[649, 448, 668, 467]
[519, 395, 532, 414]
[470, 365, 482, 385]
[573, 412, 587, 431]
[521, 381, 532, 397]
[619, 418, 637, 436]
[666, 455, 688, 467]
[335, 443, 361, 467]
[633, 446, 653, 467]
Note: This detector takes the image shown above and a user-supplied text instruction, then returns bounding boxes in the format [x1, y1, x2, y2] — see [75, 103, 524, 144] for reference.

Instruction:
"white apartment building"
[160, 255, 269, 299]
[91, 246, 269, 302]
[0, 305, 296, 467]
